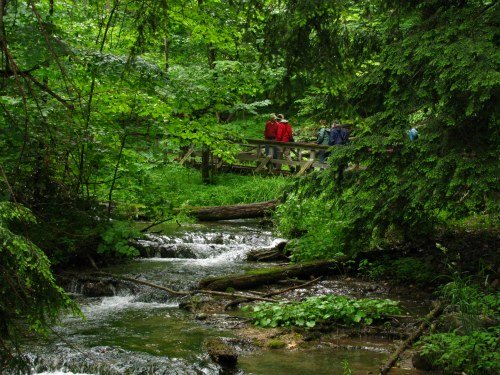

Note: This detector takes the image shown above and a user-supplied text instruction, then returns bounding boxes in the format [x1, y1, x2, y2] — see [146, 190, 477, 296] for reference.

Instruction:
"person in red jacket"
[264, 113, 278, 159]
[276, 114, 294, 171]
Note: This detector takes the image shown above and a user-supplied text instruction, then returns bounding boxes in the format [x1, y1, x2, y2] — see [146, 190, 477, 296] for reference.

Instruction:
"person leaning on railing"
[329, 122, 349, 146]
[276, 114, 294, 172]
[264, 113, 278, 159]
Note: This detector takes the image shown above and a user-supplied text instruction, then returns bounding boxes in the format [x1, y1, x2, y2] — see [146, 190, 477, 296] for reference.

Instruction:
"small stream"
[19, 220, 426, 374]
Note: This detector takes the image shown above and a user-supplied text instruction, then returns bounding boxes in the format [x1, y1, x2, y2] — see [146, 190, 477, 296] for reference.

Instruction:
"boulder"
[246, 241, 289, 262]
[82, 281, 114, 297]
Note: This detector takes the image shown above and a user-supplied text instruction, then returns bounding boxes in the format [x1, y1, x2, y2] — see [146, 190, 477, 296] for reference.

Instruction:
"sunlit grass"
[102, 163, 291, 218]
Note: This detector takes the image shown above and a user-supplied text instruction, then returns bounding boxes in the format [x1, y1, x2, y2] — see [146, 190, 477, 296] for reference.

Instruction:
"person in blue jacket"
[329, 122, 349, 146]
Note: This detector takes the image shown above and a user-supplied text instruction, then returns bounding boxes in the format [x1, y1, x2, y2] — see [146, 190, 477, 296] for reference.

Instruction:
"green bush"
[0, 202, 80, 368]
[244, 294, 401, 328]
[357, 258, 388, 281]
[391, 258, 435, 285]
[416, 274, 499, 374]
[275, 191, 351, 261]
[418, 329, 499, 375]
[439, 276, 500, 333]
[97, 220, 141, 257]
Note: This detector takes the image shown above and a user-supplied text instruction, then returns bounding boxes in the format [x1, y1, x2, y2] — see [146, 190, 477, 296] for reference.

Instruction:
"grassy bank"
[97, 164, 291, 220]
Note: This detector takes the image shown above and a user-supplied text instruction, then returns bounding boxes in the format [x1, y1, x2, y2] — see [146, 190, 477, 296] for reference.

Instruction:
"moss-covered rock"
[203, 337, 238, 368]
[266, 339, 286, 349]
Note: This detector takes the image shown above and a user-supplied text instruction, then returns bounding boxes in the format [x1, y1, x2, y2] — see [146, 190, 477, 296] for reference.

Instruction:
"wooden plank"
[296, 159, 315, 176]
[312, 162, 330, 169]
[179, 146, 195, 165]
[255, 156, 272, 172]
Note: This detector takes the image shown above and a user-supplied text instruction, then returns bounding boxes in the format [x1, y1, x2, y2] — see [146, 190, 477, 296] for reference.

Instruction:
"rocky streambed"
[19, 220, 433, 375]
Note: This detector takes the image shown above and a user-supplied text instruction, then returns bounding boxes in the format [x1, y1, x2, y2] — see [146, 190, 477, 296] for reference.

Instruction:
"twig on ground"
[224, 276, 322, 310]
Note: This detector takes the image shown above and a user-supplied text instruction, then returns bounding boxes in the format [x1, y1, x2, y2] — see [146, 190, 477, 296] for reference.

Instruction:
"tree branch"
[224, 276, 322, 310]
[24, 72, 74, 110]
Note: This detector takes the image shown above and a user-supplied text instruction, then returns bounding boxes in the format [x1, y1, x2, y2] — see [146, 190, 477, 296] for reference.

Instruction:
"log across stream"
[177, 199, 280, 221]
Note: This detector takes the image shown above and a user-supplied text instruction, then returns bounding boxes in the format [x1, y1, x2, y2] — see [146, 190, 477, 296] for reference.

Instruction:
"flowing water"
[18, 220, 425, 374]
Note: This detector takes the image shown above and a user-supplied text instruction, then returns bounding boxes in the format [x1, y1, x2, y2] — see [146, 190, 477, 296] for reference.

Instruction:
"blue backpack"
[408, 128, 419, 141]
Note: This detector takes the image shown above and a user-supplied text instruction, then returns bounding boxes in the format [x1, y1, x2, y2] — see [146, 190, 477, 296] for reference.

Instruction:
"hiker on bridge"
[329, 122, 349, 146]
[264, 113, 278, 159]
[316, 119, 331, 162]
[276, 114, 294, 172]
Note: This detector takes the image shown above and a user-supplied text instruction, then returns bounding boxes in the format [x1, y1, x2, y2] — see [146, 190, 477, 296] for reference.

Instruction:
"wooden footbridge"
[179, 139, 332, 176]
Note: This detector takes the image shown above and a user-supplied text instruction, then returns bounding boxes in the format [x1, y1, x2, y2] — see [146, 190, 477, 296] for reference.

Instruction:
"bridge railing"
[180, 138, 332, 175]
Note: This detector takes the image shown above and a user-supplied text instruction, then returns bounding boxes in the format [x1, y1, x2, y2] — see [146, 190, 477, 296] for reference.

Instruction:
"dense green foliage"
[244, 295, 401, 328]
[98, 163, 289, 219]
[0, 202, 79, 369]
[418, 329, 499, 374]
[416, 278, 499, 374]
[357, 257, 436, 285]
[1, 1, 496, 257]
[439, 274, 499, 333]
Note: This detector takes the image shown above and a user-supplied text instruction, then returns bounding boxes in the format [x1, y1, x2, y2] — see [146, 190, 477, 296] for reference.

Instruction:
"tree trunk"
[198, 260, 342, 291]
[201, 146, 212, 184]
[164, 36, 170, 71]
[181, 199, 279, 221]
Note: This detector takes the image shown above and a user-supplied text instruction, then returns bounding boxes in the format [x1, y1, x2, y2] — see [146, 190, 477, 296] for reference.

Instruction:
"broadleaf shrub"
[418, 329, 499, 375]
[244, 295, 401, 328]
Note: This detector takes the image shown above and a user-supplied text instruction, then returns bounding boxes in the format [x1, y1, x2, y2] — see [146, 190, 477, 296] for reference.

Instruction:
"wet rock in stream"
[81, 280, 115, 297]
[159, 244, 196, 258]
[204, 337, 238, 368]
[246, 240, 289, 262]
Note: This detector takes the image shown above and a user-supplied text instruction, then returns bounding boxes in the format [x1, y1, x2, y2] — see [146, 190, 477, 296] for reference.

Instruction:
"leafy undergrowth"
[243, 294, 401, 329]
[415, 277, 499, 374]
[418, 329, 499, 375]
[357, 256, 437, 286]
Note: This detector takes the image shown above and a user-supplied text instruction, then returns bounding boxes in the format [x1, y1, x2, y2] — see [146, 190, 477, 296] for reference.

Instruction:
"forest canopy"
[0, 0, 498, 368]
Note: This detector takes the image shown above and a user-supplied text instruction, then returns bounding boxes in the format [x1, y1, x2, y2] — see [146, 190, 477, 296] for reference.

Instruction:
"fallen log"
[178, 199, 280, 221]
[198, 260, 343, 291]
[379, 301, 444, 375]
